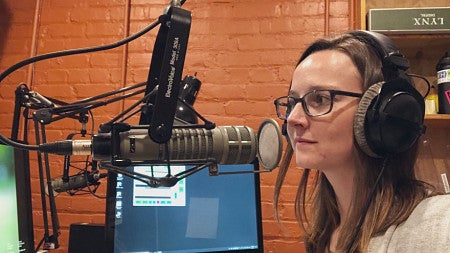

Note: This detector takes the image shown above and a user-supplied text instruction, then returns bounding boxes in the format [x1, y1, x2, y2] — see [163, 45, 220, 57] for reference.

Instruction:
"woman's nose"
[287, 103, 308, 126]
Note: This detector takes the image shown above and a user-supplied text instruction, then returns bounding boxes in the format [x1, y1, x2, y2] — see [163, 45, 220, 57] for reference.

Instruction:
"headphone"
[350, 30, 425, 158]
[282, 30, 426, 158]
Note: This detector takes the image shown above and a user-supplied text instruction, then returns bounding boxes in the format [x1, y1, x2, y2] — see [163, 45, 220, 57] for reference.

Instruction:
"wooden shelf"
[425, 114, 450, 128]
[358, 0, 450, 193]
[425, 114, 450, 120]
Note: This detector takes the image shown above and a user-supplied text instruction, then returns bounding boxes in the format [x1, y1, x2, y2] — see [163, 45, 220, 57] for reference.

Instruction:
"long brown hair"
[273, 32, 432, 252]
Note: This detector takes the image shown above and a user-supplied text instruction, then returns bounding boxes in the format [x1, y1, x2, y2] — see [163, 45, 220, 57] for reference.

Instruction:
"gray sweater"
[368, 194, 450, 252]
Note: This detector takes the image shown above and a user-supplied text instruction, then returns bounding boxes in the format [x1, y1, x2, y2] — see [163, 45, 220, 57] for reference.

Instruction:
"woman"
[273, 30, 450, 252]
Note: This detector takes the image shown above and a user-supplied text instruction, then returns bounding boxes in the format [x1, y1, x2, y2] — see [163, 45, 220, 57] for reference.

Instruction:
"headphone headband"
[349, 31, 410, 77]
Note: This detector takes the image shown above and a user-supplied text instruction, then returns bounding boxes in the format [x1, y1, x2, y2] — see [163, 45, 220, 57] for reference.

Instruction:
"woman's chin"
[295, 155, 318, 169]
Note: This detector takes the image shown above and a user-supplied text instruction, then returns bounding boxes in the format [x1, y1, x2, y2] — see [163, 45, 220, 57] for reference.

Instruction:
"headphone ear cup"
[354, 82, 384, 158]
[354, 79, 425, 158]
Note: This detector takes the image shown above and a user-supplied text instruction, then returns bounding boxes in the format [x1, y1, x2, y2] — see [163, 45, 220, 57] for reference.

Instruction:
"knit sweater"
[367, 194, 450, 253]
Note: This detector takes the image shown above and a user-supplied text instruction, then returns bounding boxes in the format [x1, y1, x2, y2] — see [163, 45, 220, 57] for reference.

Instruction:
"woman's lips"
[293, 137, 317, 148]
[294, 137, 316, 144]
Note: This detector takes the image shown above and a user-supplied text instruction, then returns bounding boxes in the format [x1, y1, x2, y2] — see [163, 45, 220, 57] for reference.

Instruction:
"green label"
[369, 8, 450, 32]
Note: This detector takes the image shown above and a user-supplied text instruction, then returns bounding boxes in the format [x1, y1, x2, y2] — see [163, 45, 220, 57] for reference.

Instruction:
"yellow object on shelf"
[425, 86, 439, 114]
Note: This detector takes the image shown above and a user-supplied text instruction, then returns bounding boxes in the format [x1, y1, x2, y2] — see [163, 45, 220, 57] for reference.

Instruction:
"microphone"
[39, 125, 258, 165]
[39, 119, 284, 171]
[27, 90, 55, 108]
[46, 170, 107, 195]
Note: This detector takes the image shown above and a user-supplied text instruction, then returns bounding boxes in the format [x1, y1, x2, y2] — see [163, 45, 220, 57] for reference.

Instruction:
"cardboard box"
[368, 7, 450, 34]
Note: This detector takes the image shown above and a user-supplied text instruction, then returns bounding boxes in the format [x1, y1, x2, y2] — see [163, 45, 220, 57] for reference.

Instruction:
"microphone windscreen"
[257, 118, 283, 171]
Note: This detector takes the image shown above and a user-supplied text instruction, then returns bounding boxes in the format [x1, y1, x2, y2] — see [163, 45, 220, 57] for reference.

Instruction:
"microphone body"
[40, 126, 258, 165]
[28, 90, 55, 108]
[48, 171, 106, 194]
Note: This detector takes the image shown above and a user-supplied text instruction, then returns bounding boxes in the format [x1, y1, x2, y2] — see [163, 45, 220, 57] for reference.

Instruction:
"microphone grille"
[170, 128, 213, 160]
[217, 126, 257, 164]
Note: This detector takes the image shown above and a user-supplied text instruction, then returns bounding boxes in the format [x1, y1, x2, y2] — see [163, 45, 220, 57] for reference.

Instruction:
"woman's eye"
[287, 98, 297, 107]
[308, 93, 330, 107]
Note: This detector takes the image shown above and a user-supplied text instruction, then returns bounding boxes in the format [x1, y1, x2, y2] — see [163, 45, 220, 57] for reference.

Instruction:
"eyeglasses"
[274, 90, 363, 119]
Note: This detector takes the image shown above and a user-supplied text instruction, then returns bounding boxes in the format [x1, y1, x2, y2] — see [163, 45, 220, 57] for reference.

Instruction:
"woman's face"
[287, 50, 363, 172]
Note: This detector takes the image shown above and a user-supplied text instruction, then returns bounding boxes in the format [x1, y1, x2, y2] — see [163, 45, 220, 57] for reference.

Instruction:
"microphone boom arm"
[99, 160, 216, 188]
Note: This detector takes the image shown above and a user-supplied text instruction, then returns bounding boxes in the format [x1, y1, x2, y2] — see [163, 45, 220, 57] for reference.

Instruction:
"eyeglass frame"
[274, 89, 363, 119]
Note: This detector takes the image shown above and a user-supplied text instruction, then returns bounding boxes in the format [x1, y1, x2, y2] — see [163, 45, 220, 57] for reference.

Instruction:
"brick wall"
[0, 0, 351, 252]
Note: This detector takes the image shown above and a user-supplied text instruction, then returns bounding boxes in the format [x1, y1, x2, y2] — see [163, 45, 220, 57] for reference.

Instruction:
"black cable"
[42, 88, 146, 124]
[53, 82, 147, 111]
[346, 157, 389, 253]
[0, 19, 161, 84]
[98, 86, 156, 131]
[407, 73, 431, 98]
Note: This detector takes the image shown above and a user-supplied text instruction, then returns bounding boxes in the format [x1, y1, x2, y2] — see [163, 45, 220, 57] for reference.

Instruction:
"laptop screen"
[105, 163, 263, 253]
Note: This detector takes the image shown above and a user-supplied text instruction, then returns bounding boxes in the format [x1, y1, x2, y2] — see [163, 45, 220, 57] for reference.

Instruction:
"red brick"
[0, 1, 351, 251]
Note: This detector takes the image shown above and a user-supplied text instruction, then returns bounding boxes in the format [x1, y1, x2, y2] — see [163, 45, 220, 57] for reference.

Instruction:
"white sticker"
[441, 173, 450, 193]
